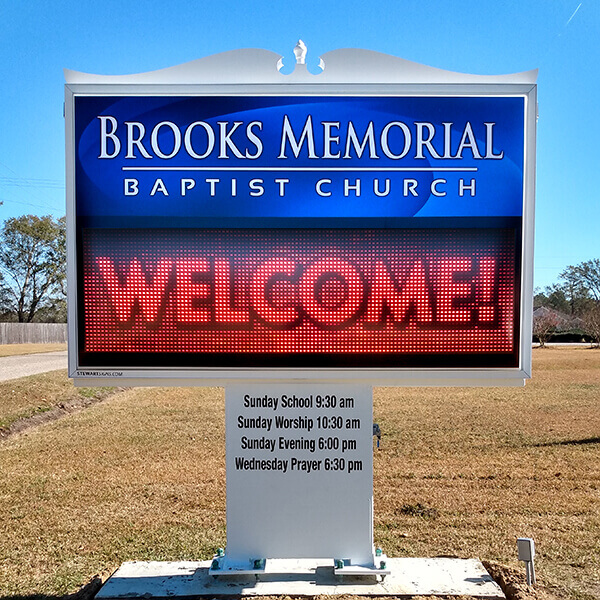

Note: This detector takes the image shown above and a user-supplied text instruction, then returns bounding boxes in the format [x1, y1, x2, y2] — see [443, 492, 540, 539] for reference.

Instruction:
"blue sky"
[0, 0, 597, 290]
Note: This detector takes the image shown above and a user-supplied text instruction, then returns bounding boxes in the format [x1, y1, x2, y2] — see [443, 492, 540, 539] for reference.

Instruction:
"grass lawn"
[0, 343, 67, 357]
[0, 347, 598, 599]
[0, 370, 115, 432]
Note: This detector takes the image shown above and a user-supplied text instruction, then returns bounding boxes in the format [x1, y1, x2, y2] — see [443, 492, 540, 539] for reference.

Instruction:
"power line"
[0, 196, 65, 212]
[0, 176, 64, 189]
[0, 160, 64, 210]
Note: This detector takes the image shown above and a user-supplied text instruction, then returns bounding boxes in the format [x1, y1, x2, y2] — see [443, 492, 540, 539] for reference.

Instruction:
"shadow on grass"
[536, 436, 600, 447]
[0, 576, 102, 600]
[0, 597, 65, 600]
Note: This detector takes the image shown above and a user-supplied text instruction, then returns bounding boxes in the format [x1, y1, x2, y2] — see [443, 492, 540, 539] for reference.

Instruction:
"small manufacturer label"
[76, 371, 123, 377]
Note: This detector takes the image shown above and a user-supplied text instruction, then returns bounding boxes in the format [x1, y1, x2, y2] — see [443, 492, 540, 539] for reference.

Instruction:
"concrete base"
[96, 557, 505, 599]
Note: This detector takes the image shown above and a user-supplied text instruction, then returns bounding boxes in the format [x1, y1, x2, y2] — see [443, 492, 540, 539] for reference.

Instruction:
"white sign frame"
[65, 48, 537, 387]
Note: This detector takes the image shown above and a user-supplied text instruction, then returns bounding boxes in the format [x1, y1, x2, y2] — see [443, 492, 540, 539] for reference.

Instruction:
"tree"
[582, 304, 600, 349]
[33, 298, 67, 323]
[557, 259, 600, 345]
[532, 307, 560, 348]
[536, 280, 591, 317]
[0, 215, 66, 322]
[534, 284, 570, 314]
[0, 273, 15, 321]
[560, 259, 600, 304]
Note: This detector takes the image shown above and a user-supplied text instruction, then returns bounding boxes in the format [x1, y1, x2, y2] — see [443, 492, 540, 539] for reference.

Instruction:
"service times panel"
[225, 384, 373, 563]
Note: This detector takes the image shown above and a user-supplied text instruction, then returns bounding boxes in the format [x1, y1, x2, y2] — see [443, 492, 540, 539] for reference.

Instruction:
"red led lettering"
[214, 259, 250, 323]
[176, 259, 211, 323]
[476, 257, 496, 322]
[365, 260, 433, 325]
[250, 258, 299, 325]
[436, 257, 473, 322]
[97, 257, 171, 323]
[299, 258, 364, 326]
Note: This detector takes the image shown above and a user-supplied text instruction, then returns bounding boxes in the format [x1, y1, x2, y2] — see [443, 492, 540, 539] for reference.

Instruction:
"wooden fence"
[0, 323, 68, 345]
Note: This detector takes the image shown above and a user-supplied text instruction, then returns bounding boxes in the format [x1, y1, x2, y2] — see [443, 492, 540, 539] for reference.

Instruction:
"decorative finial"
[293, 40, 307, 65]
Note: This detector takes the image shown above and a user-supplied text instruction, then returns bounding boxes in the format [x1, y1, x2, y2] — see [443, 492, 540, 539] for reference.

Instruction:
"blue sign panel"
[71, 92, 528, 376]
[75, 96, 524, 221]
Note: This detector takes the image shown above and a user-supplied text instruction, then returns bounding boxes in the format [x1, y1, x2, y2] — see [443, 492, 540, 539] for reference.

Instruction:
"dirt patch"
[399, 502, 439, 519]
[0, 369, 124, 435]
[483, 561, 559, 600]
[0, 385, 124, 440]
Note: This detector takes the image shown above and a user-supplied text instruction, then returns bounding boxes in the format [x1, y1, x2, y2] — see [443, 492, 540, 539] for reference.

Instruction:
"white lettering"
[124, 178, 139, 196]
[125, 122, 152, 159]
[278, 115, 317, 159]
[219, 122, 245, 159]
[184, 121, 215, 159]
[206, 178, 219, 196]
[373, 178, 391, 197]
[245, 121, 263, 159]
[344, 121, 378, 158]
[456, 123, 482, 159]
[344, 179, 361, 197]
[484, 123, 504, 159]
[98, 116, 120, 158]
[151, 121, 181, 159]
[249, 178, 264, 197]
[459, 178, 476, 196]
[443, 123, 454, 158]
[274, 178, 289, 196]
[404, 179, 418, 196]
[322, 121, 341, 159]
[316, 179, 332, 197]
[381, 122, 411, 159]
[180, 179, 195, 196]
[150, 178, 169, 196]
[431, 179, 447, 196]
[416, 122, 442, 159]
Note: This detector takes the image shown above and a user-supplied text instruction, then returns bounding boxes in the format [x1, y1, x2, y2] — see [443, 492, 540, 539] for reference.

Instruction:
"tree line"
[534, 259, 600, 347]
[0, 213, 598, 348]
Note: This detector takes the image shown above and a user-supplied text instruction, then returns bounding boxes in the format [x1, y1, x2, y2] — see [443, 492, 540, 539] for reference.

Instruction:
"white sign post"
[223, 384, 375, 571]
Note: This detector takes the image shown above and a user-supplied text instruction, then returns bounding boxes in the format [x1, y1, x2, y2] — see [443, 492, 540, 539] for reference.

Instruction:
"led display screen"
[80, 225, 519, 368]
[67, 90, 533, 381]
